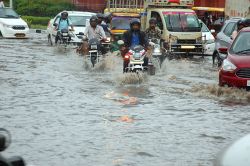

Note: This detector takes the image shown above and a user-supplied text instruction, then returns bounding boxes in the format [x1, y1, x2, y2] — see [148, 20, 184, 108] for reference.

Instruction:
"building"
[72, 0, 107, 12]
[194, 0, 225, 8]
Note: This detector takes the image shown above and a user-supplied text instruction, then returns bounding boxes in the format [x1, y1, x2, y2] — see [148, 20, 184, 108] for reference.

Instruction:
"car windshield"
[69, 15, 92, 26]
[230, 32, 250, 55]
[111, 17, 137, 30]
[0, 8, 19, 18]
[163, 12, 201, 32]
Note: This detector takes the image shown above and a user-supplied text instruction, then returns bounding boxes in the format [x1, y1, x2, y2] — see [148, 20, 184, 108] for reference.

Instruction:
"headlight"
[206, 39, 215, 44]
[222, 59, 237, 72]
[154, 48, 161, 53]
[169, 35, 178, 44]
[3, 24, 12, 28]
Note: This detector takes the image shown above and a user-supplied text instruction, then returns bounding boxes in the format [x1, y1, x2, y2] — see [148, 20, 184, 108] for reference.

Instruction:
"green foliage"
[22, 16, 51, 27]
[14, 0, 76, 17]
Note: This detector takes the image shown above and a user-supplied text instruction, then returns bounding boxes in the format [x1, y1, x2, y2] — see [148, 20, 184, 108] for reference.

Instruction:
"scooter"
[0, 128, 25, 166]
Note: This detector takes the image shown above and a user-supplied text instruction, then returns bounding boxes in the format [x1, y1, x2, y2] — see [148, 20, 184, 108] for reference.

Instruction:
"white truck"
[225, 0, 250, 18]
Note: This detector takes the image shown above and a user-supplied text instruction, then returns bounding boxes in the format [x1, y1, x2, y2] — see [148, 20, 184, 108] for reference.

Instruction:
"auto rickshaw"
[104, 8, 141, 52]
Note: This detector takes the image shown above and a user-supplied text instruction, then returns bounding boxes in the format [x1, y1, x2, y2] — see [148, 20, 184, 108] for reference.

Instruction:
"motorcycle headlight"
[222, 59, 237, 72]
[91, 45, 98, 49]
[154, 48, 161, 53]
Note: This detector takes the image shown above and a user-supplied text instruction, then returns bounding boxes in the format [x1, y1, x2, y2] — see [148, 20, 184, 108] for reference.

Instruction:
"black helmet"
[90, 16, 98, 23]
[104, 12, 111, 19]
[96, 13, 104, 19]
[149, 17, 157, 24]
[61, 11, 68, 17]
[130, 18, 141, 28]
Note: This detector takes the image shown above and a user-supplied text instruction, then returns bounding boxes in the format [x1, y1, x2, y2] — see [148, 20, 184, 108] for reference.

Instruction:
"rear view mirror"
[218, 47, 228, 54]
[53, 23, 58, 27]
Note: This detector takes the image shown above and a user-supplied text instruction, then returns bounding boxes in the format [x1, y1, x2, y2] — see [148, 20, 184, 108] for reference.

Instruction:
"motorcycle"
[0, 128, 25, 166]
[56, 29, 74, 47]
[149, 38, 166, 68]
[87, 37, 104, 67]
[123, 45, 147, 72]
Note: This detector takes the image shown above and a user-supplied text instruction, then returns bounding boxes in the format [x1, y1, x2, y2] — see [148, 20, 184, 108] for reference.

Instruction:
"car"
[200, 19, 215, 56]
[47, 11, 96, 46]
[0, 8, 29, 38]
[212, 17, 242, 66]
[214, 134, 250, 166]
[219, 27, 250, 89]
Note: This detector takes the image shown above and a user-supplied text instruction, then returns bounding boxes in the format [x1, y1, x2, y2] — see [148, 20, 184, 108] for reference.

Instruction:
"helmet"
[130, 18, 141, 28]
[149, 18, 157, 24]
[104, 12, 111, 19]
[61, 11, 68, 17]
[96, 13, 104, 19]
[90, 16, 98, 23]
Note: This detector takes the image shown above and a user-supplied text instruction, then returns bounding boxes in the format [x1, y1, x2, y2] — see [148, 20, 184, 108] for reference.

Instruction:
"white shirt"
[84, 25, 106, 40]
[0, 1, 5, 8]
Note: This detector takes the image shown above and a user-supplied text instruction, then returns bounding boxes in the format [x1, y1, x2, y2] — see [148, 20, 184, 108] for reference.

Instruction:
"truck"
[106, 0, 204, 56]
[225, 0, 250, 18]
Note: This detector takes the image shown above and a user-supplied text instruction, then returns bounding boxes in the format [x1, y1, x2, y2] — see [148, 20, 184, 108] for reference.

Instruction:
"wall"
[72, 0, 107, 12]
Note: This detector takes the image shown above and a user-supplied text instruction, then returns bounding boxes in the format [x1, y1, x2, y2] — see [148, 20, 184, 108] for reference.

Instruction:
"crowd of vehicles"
[1, 0, 250, 89]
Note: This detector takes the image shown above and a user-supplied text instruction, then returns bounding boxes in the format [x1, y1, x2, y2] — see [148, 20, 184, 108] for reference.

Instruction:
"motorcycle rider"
[97, 13, 110, 34]
[77, 16, 106, 55]
[55, 11, 74, 44]
[145, 18, 162, 39]
[84, 15, 106, 40]
[122, 18, 149, 72]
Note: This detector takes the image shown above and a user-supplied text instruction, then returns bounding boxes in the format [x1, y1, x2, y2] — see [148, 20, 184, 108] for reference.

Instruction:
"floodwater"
[0, 31, 250, 166]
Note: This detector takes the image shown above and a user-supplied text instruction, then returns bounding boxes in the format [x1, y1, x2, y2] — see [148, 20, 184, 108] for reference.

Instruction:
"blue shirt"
[131, 32, 140, 47]
[56, 18, 72, 31]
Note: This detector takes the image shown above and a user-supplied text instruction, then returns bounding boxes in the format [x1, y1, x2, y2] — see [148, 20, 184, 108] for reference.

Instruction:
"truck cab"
[142, 0, 203, 56]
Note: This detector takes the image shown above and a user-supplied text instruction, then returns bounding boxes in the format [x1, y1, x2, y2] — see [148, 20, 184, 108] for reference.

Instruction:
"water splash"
[190, 84, 250, 104]
[116, 72, 148, 85]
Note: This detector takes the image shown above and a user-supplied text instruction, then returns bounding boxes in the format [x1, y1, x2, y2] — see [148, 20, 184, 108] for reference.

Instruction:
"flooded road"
[1, 31, 250, 166]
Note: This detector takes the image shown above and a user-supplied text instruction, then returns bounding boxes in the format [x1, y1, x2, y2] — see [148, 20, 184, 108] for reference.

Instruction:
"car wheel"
[48, 35, 53, 46]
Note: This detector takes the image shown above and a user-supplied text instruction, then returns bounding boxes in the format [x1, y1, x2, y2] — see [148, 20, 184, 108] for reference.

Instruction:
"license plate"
[62, 33, 68, 36]
[247, 80, 250, 87]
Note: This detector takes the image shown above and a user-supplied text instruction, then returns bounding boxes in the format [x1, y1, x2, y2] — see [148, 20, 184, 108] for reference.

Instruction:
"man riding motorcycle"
[55, 11, 74, 44]
[77, 16, 107, 55]
[145, 18, 162, 39]
[121, 18, 149, 72]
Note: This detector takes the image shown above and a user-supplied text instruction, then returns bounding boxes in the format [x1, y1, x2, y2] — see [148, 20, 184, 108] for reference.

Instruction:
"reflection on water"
[1, 32, 250, 166]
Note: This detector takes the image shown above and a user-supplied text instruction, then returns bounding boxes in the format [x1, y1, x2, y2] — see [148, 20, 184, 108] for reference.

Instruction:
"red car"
[219, 27, 250, 89]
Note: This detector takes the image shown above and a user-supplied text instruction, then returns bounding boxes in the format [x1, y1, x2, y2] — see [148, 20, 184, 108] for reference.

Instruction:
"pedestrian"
[0, 0, 5, 8]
